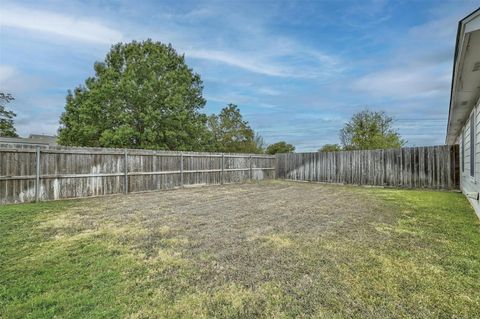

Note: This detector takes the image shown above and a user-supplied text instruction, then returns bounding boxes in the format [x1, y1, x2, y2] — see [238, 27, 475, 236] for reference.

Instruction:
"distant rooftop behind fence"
[0, 134, 58, 146]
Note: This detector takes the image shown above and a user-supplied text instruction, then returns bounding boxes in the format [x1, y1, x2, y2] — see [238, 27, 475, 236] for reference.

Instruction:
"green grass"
[0, 202, 144, 318]
[1, 182, 479, 318]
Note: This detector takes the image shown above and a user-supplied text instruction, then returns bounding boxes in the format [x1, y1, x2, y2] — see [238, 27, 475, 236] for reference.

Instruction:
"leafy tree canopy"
[58, 40, 209, 150]
[319, 144, 342, 152]
[340, 109, 406, 150]
[266, 141, 295, 154]
[0, 92, 18, 137]
[207, 104, 263, 153]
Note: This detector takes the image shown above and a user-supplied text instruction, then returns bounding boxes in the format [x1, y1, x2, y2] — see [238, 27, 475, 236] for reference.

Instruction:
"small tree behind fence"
[276, 145, 459, 190]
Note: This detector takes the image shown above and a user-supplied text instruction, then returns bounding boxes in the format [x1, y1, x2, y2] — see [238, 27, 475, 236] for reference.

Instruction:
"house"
[0, 134, 57, 146]
[446, 8, 480, 216]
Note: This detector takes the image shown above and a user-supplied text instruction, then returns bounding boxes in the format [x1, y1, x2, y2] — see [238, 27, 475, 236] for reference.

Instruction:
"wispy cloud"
[341, 0, 392, 28]
[0, 64, 46, 93]
[0, 65, 16, 84]
[186, 46, 342, 79]
[187, 49, 289, 77]
[1, 5, 123, 44]
[352, 65, 450, 98]
[350, 6, 464, 100]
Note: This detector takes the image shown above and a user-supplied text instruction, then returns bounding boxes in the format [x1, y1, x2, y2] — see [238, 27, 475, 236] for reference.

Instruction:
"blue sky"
[0, 0, 479, 151]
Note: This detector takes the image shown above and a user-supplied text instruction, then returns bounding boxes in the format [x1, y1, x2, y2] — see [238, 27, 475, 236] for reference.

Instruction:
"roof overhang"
[446, 8, 480, 144]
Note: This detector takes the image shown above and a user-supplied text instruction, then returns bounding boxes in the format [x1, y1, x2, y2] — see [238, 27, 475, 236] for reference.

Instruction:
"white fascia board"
[465, 12, 480, 33]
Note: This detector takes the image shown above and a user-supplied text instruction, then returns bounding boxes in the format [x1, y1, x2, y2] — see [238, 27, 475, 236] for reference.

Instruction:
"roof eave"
[446, 8, 480, 145]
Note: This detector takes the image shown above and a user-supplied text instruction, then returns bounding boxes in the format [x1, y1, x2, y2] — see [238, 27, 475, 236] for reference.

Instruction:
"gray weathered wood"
[275, 145, 459, 190]
[180, 153, 184, 187]
[221, 153, 225, 185]
[249, 155, 252, 180]
[0, 144, 275, 204]
[124, 149, 128, 194]
[35, 146, 40, 202]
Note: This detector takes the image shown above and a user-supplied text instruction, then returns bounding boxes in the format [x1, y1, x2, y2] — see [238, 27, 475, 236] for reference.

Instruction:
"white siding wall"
[458, 99, 480, 215]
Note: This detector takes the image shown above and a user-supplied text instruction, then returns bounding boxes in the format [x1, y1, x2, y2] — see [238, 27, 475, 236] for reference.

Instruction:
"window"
[462, 129, 465, 173]
[471, 113, 475, 177]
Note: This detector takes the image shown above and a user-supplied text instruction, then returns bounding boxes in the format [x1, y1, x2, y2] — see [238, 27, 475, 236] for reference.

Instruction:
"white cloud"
[352, 66, 450, 98]
[187, 49, 291, 77]
[0, 4, 343, 80]
[0, 65, 16, 84]
[256, 87, 282, 96]
[350, 7, 462, 99]
[187, 48, 342, 79]
[0, 64, 48, 93]
[0, 5, 123, 44]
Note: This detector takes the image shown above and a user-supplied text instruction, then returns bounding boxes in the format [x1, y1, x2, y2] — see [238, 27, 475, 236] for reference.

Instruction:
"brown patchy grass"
[1, 180, 479, 318]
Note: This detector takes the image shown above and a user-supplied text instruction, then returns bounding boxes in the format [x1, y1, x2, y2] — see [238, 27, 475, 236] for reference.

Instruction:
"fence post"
[124, 148, 128, 194]
[35, 146, 41, 202]
[180, 153, 184, 187]
[221, 153, 225, 185]
[249, 155, 253, 181]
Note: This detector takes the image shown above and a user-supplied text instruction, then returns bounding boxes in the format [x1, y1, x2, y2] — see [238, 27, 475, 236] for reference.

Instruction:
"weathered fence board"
[0, 144, 275, 204]
[276, 145, 459, 190]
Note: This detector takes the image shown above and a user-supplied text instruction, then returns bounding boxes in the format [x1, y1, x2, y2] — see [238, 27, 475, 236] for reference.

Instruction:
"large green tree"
[58, 40, 209, 150]
[340, 109, 406, 150]
[0, 92, 18, 137]
[319, 144, 342, 152]
[207, 104, 263, 153]
[266, 141, 295, 154]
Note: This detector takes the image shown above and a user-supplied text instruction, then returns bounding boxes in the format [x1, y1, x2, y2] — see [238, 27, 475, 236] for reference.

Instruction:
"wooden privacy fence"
[276, 145, 459, 190]
[0, 144, 275, 204]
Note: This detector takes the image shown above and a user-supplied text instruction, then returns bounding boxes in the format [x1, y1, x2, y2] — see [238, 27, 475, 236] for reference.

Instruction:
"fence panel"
[0, 144, 275, 204]
[276, 145, 459, 190]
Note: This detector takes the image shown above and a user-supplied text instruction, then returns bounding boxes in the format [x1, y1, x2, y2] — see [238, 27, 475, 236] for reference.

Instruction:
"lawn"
[1, 180, 479, 318]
